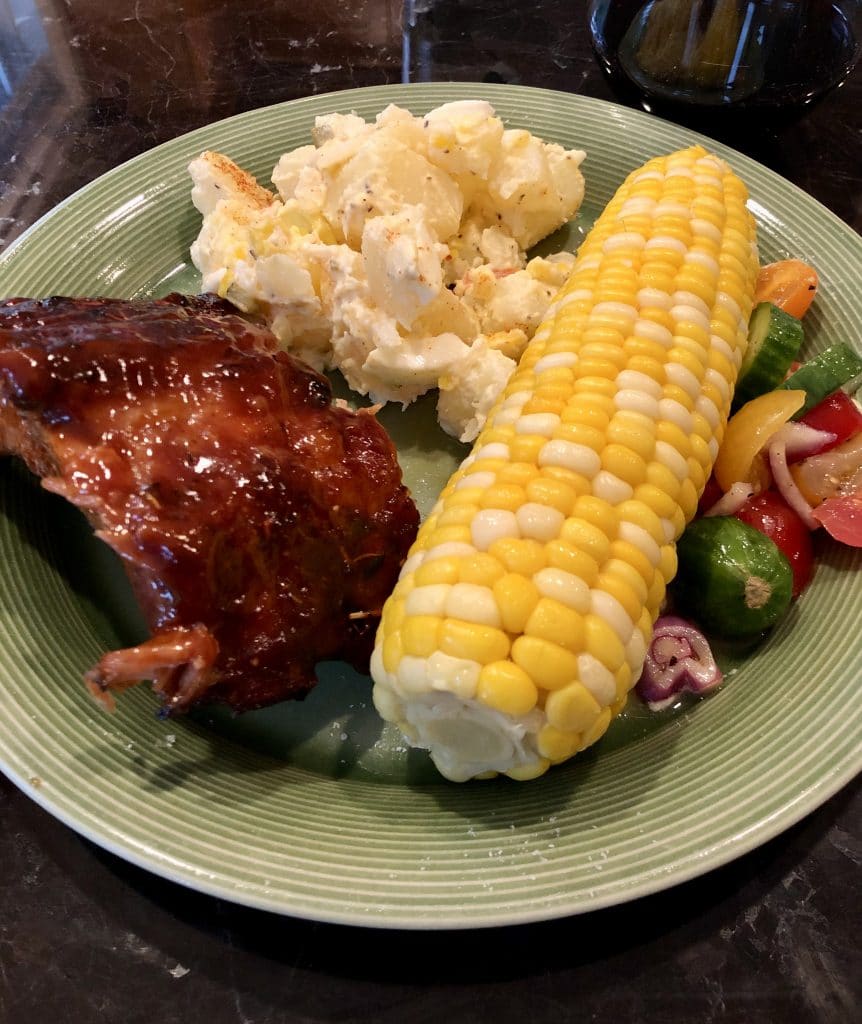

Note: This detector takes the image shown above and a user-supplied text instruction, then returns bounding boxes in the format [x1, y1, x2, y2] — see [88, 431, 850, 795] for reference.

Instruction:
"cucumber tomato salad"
[637, 259, 862, 709]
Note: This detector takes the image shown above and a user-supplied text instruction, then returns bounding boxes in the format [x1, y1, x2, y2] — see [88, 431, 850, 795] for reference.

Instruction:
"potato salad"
[189, 101, 586, 440]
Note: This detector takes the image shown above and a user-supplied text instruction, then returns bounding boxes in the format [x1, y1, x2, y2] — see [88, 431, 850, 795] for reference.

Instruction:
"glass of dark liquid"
[589, 0, 860, 129]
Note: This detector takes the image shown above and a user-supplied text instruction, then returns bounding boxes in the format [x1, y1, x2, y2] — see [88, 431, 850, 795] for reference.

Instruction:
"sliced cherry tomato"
[735, 490, 814, 596]
[755, 259, 819, 319]
[812, 495, 862, 547]
[800, 390, 862, 453]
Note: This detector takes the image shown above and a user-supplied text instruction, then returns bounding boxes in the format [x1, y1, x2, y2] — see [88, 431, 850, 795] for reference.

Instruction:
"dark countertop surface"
[0, 2, 860, 1022]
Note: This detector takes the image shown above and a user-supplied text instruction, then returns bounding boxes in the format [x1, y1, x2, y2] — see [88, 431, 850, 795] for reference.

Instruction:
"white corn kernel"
[516, 413, 560, 437]
[658, 397, 693, 432]
[591, 470, 634, 504]
[618, 521, 661, 566]
[424, 541, 477, 562]
[615, 389, 660, 419]
[516, 502, 565, 542]
[445, 583, 501, 627]
[534, 352, 579, 373]
[655, 440, 689, 480]
[471, 509, 519, 550]
[665, 362, 702, 398]
[539, 439, 602, 477]
[406, 584, 451, 617]
[591, 589, 634, 641]
[637, 287, 673, 310]
[577, 653, 617, 705]
[634, 318, 674, 347]
[533, 568, 591, 613]
[456, 471, 496, 491]
[616, 370, 664, 398]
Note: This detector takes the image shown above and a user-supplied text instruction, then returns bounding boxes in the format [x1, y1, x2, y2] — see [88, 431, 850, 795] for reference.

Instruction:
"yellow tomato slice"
[791, 433, 862, 506]
[714, 390, 806, 491]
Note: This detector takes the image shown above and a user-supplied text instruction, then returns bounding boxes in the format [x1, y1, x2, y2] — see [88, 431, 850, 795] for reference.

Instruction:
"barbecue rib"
[0, 294, 419, 714]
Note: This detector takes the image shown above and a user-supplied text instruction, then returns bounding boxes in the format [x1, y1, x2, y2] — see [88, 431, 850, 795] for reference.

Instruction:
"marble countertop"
[0, 2, 859, 1021]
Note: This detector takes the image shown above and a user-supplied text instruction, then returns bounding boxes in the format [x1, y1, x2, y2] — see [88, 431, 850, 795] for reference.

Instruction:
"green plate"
[0, 84, 859, 929]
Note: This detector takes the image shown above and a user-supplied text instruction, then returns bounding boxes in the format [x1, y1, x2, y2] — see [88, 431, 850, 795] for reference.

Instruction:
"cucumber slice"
[778, 343, 862, 417]
[733, 302, 804, 407]
[672, 517, 793, 638]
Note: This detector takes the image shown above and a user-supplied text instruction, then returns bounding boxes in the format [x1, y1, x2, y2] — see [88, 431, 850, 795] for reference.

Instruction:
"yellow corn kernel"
[505, 758, 551, 781]
[610, 696, 628, 719]
[477, 661, 539, 717]
[677, 477, 700, 521]
[445, 486, 485, 508]
[382, 598, 407, 634]
[614, 663, 633, 701]
[601, 557, 650, 604]
[458, 553, 506, 587]
[606, 412, 656, 461]
[659, 543, 677, 582]
[594, 571, 642, 623]
[436, 504, 480, 528]
[427, 524, 472, 547]
[584, 614, 626, 672]
[609, 538, 656, 585]
[574, 376, 617, 400]
[545, 541, 600, 585]
[479, 483, 527, 512]
[573, 494, 619, 536]
[540, 465, 592, 495]
[545, 682, 602, 733]
[439, 619, 510, 664]
[489, 537, 547, 576]
[656, 420, 692, 458]
[646, 571, 666, 614]
[414, 557, 460, 587]
[687, 455, 706, 493]
[525, 476, 579, 516]
[497, 462, 540, 487]
[537, 724, 582, 763]
[509, 434, 546, 464]
[493, 573, 541, 634]
[562, 399, 611, 430]
[601, 443, 648, 487]
[645, 462, 682, 502]
[525, 597, 585, 652]
[402, 616, 442, 658]
[560, 518, 612, 563]
[511, 636, 580, 691]
[553, 421, 607, 452]
[382, 633, 404, 675]
[616, 499, 665, 545]
[627, 355, 666, 381]
[635, 481, 680, 521]
[581, 707, 613, 749]
[482, 426, 516, 446]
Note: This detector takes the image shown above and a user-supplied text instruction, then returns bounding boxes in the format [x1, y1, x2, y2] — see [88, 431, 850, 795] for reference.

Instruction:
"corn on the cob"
[370, 145, 758, 782]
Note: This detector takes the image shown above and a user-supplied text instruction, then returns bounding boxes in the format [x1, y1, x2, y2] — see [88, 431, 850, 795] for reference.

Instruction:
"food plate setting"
[0, 83, 859, 929]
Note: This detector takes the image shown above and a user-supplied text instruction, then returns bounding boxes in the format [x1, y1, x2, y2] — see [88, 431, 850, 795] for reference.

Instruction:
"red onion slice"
[768, 422, 835, 531]
[636, 615, 723, 711]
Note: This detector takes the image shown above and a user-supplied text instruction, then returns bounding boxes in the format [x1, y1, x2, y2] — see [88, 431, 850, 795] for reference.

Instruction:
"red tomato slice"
[811, 495, 862, 547]
[735, 490, 814, 596]
[800, 391, 862, 454]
